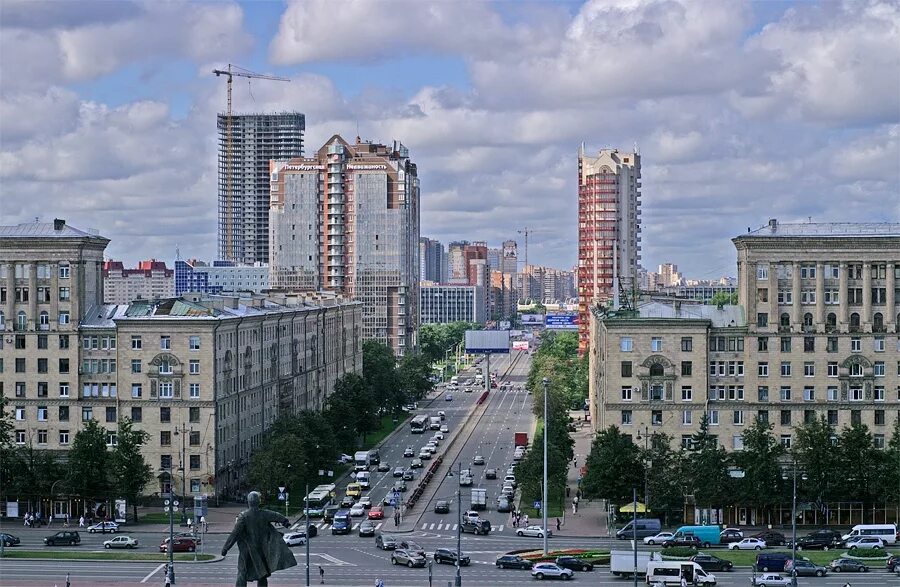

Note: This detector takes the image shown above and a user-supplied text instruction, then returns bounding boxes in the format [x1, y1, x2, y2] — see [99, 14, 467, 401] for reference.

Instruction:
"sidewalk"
[555, 413, 608, 538]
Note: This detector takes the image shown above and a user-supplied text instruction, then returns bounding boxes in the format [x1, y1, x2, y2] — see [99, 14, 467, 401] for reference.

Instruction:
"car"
[430, 436, 441, 446]
[753, 530, 786, 546]
[359, 495, 372, 509]
[784, 559, 827, 577]
[497, 497, 512, 512]
[434, 500, 450, 514]
[485, 468, 497, 480]
[464, 510, 481, 523]
[644, 531, 674, 545]
[424, 443, 437, 454]
[350, 503, 366, 517]
[403, 447, 415, 457]
[829, 557, 869, 572]
[346, 483, 362, 498]
[750, 573, 791, 587]
[719, 527, 744, 544]
[338, 453, 353, 464]
[392, 480, 407, 492]
[445, 394, 453, 401]
[434, 548, 470, 566]
[473, 455, 485, 465]
[393, 467, 406, 477]
[504, 474, 517, 487]
[402, 469, 415, 481]
[459, 475, 473, 487]
[555, 555, 593, 572]
[377, 462, 391, 472]
[501, 484, 515, 498]
[419, 450, 432, 460]
[730, 537, 766, 550]
[461, 519, 492, 535]
[173, 532, 201, 545]
[517, 525, 551, 538]
[846, 535, 883, 550]
[794, 529, 842, 550]
[159, 537, 196, 553]
[663, 535, 702, 549]
[0, 533, 20, 547]
[368, 506, 385, 520]
[282, 532, 307, 547]
[398, 540, 425, 556]
[339, 496, 355, 508]
[432, 431, 444, 440]
[410, 458, 423, 468]
[496, 554, 534, 569]
[103, 535, 138, 549]
[87, 521, 119, 533]
[358, 520, 377, 537]
[531, 562, 574, 580]
[375, 533, 397, 550]
[755, 553, 792, 572]
[43, 531, 80, 546]
[690, 554, 733, 572]
[391, 548, 427, 568]
[887, 554, 900, 573]
[440, 425, 449, 433]
[323, 506, 339, 523]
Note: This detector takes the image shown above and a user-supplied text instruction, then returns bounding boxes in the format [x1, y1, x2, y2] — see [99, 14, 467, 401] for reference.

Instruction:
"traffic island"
[503, 547, 610, 566]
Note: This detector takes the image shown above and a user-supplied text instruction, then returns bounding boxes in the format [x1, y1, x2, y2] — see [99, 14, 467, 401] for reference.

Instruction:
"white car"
[282, 532, 306, 546]
[358, 496, 372, 509]
[644, 531, 674, 545]
[846, 535, 884, 550]
[87, 521, 119, 533]
[103, 535, 138, 549]
[750, 574, 791, 587]
[440, 425, 449, 433]
[349, 503, 366, 517]
[464, 511, 481, 523]
[432, 431, 444, 440]
[730, 537, 766, 550]
[338, 453, 353, 464]
[531, 562, 573, 580]
[517, 525, 551, 538]
[418, 450, 432, 460]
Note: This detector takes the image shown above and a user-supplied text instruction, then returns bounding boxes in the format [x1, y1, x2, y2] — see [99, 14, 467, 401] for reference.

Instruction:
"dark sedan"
[0, 533, 20, 546]
[434, 500, 450, 514]
[829, 558, 869, 573]
[719, 528, 744, 544]
[887, 555, 900, 573]
[555, 556, 593, 572]
[434, 548, 470, 566]
[753, 530, 786, 546]
[690, 554, 734, 572]
[663, 535, 702, 549]
[496, 554, 533, 569]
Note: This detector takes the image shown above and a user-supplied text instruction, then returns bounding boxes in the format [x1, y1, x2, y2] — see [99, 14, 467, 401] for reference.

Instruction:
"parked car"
[87, 521, 119, 533]
[829, 557, 869, 572]
[784, 559, 827, 577]
[750, 573, 791, 587]
[43, 531, 80, 546]
[643, 531, 674, 545]
[368, 506, 384, 520]
[0, 533, 20, 547]
[358, 520, 377, 537]
[845, 535, 884, 550]
[719, 528, 744, 544]
[794, 529, 842, 550]
[391, 548, 427, 568]
[531, 562, 574, 580]
[398, 540, 425, 556]
[555, 555, 593, 572]
[282, 532, 307, 547]
[517, 525, 551, 538]
[103, 535, 138, 549]
[752, 530, 786, 546]
[663, 535, 702, 549]
[755, 553, 792, 572]
[159, 537, 196, 553]
[375, 533, 397, 550]
[485, 468, 497, 479]
[729, 537, 766, 550]
[690, 554, 733, 572]
[434, 500, 450, 514]
[434, 548, 470, 566]
[496, 554, 533, 569]
[887, 554, 900, 573]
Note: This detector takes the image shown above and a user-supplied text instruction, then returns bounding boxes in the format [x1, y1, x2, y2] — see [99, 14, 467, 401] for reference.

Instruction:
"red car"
[159, 537, 197, 553]
[368, 506, 385, 520]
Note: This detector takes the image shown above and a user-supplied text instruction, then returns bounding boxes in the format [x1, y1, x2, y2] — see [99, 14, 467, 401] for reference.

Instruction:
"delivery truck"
[470, 488, 487, 511]
[609, 550, 661, 578]
[514, 432, 528, 447]
[353, 451, 371, 472]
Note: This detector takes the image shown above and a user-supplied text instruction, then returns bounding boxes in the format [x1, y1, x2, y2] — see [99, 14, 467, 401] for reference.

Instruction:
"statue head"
[247, 491, 261, 509]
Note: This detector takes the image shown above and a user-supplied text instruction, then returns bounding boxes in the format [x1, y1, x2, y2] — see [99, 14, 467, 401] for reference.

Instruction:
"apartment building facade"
[420, 237, 446, 283]
[174, 260, 269, 296]
[590, 221, 900, 451]
[420, 284, 485, 324]
[103, 260, 174, 304]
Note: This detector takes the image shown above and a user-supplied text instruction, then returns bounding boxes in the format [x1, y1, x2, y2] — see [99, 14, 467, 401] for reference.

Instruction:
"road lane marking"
[140, 563, 166, 583]
[421, 523, 428, 530]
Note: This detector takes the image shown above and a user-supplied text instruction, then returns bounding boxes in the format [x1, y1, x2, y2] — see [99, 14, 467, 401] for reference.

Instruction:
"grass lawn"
[362, 413, 407, 449]
[662, 547, 897, 567]
[0, 550, 215, 562]
[520, 484, 565, 519]
[139, 512, 171, 524]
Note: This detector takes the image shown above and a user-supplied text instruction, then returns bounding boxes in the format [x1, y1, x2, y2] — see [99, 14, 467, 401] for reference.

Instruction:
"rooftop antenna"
[175, 245, 181, 262]
[34, 216, 39, 223]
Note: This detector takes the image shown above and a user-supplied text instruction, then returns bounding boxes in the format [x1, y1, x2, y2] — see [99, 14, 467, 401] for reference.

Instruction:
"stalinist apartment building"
[590, 220, 900, 451]
[269, 135, 420, 356]
[1, 220, 362, 502]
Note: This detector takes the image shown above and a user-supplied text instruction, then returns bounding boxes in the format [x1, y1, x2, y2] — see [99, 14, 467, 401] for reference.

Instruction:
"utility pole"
[304, 481, 310, 587]
[632, 487, 638, 587]
[455, 461, 462, 587]
[175, 423, 191, 526]
[542, 377, 549, 556]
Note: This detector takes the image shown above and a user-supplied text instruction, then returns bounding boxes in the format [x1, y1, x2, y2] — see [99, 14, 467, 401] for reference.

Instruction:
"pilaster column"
[887, 263, 896, 333]
[862, 262, 872, 332]
[4, 263, 14, 330]
[50, 263, 59, 330]
[839, 262, 849, 332]
[815, 262, 825, 332]
[71, 261, 82, 330]
[792, 261, 801, 332]
[28, 263, 37, 330]
[769, 262, 778, 332]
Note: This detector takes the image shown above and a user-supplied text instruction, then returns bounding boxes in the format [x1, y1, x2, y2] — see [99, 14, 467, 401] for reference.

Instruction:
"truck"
[672, 525, 721, 548]
[353, 451, 371, 472]
[470, 488, 487, 511]
[514, 432, 528, 448]
[429, 416, 441, 430]
[609, 550, 660, 577]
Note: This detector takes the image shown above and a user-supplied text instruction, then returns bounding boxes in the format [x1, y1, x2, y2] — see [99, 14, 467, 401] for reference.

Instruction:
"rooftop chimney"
[53, 218, 65, 231]
[768, 218, 778, 232]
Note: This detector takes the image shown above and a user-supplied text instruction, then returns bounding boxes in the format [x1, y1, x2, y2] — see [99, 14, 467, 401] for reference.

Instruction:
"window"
[160, 431, 171, 446]
[37, 334, 48, 349]
[757, 264, 768, 280]
[875, 409, 885, 426]
[189, 431, 200, 446]
[874, 361, 885, 377]
[131, 407, 142, 422]
[728, 385, 744, 400]
[106, 432, 117, 447]
[105, 406, 116, 423]
[681, 435, 693, 449]
[758, 362, 769, 377]
[190, 455, 201, 470]
[131, 383, 142, 398]
[681, 386, 693, 401]
[848, 288, 863, 304]
[826, 336, 838, 352]
[874, 337, 885, 352]
[851, 410, 862, 425]
[189, 383, 200, 399]
[780, 337, 791, 352]
[804, 409, 816, 424]
[681, 361, 692, 376]
[189, 336, 201, 350]
[59, 430, 70, 445]
[757, 313, 768, 327]
[804, 337, 815, 352]
[801, 290, 815, 304]
[131, 336, 142, 350]
[37, 406, 48, 421]
[55, 405, 69, 422]
[874, 386, 885, 402]
[59, 264, 70, 278]
[159, 359, 172, 375]
[15, 382, 26, 397]
[827, 362, 838, 377]
[780, 410, 791, 425]
[189, 407, 200, 423]
[15, 358, 25, 373]
[708, 410, 719, 425]
[757, 337, 769, 352]
[874, 434, 886, 449]
[82, 406, 93, 421]
[621, 386, 632, 401]
[828, 410, 838, 425]
[681, 337, 692, 352]
[37, 358, 48, 374]
[682, 410, 692, 425]
[804, 362, 815, 377]
[621, 361, 632, 377]
[803, 387, 815, 401]
[758, 386, 769, 402]
[160, 407, 171, 423]
[850, 363, 864, 377]
[191, 479, 201, 492]
[850, 386, 864, 401]
[757, 288, 769, 302]
[728, 361, 744, 376]
[733, 410, 745, 425]
[799, 264, 816, 279]
[827, 386, 838, 401]
[131, 359, 141, 373]
[15, 430, 25, 445]
[621, 410, 632, 425]
[39, 311, 49, 328]
[15, 406, 25, 420]
[780, 386, 791, 401]
[651, 410, 662, 425]
[159, 382, 173, 398]
[59, 335, 69, 349]
[37, 430, 48, 445]
[160, 336, 171, 350]
[651, 338, 662, 352]
[778, 290, 792, 304]
[160, 455, 172, 470]
[780, 362, 791, 377]
[824, 289, 839, 304]
[757, 410, 769, 423]
[620, 337, 633, 352]
[59, 311, 70, 325]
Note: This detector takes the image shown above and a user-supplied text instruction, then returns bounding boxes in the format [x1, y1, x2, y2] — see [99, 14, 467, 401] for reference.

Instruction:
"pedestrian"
[556, 518, 561, 531]
[319, 565, 325, 584]
[572, 502, 577, 516]
[523, 514, 529, 527]
[573, 457, 577, 468]
[680, 573, 687, 587]
[200, 515, 206, 532]
[48, 513, 53, 527]
[64, 513, 69, 527]
[566, 486, 571, 498]
[78, 515, 85, 528]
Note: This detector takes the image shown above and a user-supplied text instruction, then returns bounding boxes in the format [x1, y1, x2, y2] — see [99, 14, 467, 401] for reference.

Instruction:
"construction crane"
[516, 227, 549, 272]
[212, 64, 290, 262]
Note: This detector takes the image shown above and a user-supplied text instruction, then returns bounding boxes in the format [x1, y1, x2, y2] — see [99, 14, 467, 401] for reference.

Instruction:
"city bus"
[303, 484, 337, 517]
[410, 415, 429, 434]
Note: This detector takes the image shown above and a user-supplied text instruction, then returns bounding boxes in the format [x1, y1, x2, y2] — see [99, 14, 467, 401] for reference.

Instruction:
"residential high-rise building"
[103, 260, 174, 304]
[420, 237, 445, 283]
[657, 263, 683, 287]
[487, 248, 501, 272]
[420, 283, 485, 324]
[501, 240, 518, 276]
[490, 270, 516, 321]
[174, 260, 269, 296]
[269, 135, 419, 355]
[448, 241, 469, 283]
[577, 146, 641, 352]
[217, 112, 305, 266]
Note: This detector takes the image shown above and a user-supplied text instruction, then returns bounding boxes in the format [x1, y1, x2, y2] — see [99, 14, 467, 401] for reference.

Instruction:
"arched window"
[873, 313, 884, 333]
[650, 364, 664, 377]
[780, 313, 791, 332]
[826, 313, 837, 333]
[39, 311, 49, 329]
[849, 312, 861, 332]
[803, 313, 814, 332]
[16, 311, 26, 331]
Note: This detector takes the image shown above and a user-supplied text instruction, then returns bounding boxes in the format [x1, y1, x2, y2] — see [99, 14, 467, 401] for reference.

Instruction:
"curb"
[0, 553, 222, 564]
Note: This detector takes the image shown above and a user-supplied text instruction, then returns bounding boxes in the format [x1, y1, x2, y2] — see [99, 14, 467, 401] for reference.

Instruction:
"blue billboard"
[545, 313, 579, 330]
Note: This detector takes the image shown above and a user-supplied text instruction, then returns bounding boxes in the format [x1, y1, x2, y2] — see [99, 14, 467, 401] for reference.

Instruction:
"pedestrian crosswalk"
[291, 520, 384, 531]
[419, 522, 507, 532]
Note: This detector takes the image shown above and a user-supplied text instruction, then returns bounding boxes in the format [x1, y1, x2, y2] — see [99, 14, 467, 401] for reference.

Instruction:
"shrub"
[661, 546, 698, 558]
[845, 548, 889, 559]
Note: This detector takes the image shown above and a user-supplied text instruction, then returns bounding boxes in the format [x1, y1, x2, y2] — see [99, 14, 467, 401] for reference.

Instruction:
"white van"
[841, 524, 897, 545]
[646, 561, 716, 585]
[450, 376, 459, 386]
[355, 471, 370, 489]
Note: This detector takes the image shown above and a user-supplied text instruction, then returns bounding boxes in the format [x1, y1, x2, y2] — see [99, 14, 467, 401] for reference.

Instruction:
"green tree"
[397, 353, 433, 405]
[66, 420, 112, 501]
[733, 416, 785, 523]
[684, 414, 732, 511]
[248, 434, 313, 503]
[362, 340, 398, 409]
[325, 373, 376, 451]
[708, 292, 738, 306]
[835, 422, 881, 506]
[880, 419, 900, 514]
[110, 418, 153, 522]
[0, 398, 15, 500]
[793, 416, 838, 507]
[582, 426, 642, 503]
[642, 432, 684, 525]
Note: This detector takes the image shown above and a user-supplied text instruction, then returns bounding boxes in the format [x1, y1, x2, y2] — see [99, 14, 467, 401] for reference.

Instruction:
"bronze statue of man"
[222, 491, 297, 586]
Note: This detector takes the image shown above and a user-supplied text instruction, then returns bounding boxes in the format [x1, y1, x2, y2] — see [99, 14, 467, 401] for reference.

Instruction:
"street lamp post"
[174, 423, 193, 526]
[636, 426, 650, 513]
[541, 377, 549, 557]
[163, 490, 178, 585]
[781, 460, 806, 587]
[455, 461, 462, 587]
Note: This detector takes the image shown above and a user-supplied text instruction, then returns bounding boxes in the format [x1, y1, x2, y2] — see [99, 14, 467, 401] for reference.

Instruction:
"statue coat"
[222, 507, 297, 584]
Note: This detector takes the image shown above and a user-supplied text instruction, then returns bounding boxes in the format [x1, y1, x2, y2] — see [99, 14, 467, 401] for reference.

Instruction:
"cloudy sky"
[1, 0, 898, 279]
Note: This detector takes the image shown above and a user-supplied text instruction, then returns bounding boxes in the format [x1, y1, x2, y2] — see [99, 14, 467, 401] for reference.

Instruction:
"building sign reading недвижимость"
[347, 164, 388, 170]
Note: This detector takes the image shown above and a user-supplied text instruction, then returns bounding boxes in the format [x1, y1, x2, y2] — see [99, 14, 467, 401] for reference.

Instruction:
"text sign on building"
[520, 314, 545, 325]
[465, 330, 510, 354]
[545, 313, 579, 330]
[512, 340, 530, 351]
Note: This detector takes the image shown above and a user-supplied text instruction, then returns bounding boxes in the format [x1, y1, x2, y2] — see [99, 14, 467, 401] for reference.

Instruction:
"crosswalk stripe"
[352, 523, 359, 530]
[452, 524, 458, 530]
[429, 523, 436, 530]
[421, 523, 427, 530]
[375, 523, 382, 530]
[498, 525, 504, 532]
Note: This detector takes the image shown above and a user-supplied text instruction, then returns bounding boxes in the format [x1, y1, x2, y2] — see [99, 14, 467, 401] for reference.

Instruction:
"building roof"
[0, 220, 107, 240]
[600, 300, 746, 328]
[81, 304, 130, 327]
[744, 219, 900, 238]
